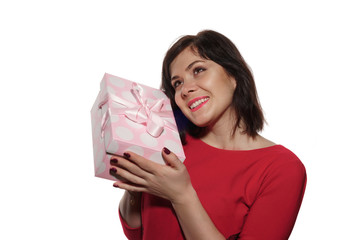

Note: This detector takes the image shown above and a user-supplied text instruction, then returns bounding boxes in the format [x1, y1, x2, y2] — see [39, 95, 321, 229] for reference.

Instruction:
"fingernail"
[163, 147, 171, 155]
[109, 167, 117, 174]
[113, 183, 120, 188]
[110, 158, 118, 164]
[123, 152, 131, 159]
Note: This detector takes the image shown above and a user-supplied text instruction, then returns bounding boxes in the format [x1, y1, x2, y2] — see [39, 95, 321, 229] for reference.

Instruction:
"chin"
[191, 119, 211, 128]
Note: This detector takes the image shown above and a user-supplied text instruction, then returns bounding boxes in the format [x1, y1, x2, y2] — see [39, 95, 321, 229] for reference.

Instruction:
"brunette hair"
[161, 30, 265, 144]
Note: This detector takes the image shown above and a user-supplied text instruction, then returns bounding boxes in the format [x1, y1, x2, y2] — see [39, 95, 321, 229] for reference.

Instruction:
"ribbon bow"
[99, 83, 174, 138]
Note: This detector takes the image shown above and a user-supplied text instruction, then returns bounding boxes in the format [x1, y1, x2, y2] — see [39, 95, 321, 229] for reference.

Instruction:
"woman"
[109, 30, 306, 240]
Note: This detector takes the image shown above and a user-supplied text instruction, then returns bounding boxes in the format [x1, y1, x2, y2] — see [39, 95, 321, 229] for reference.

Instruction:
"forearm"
[172, 187, 225, 240]
[119, 191, 142, 228]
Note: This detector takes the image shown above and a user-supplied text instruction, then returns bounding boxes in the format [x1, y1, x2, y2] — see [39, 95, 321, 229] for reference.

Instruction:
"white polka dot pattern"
[121, 91, 137, 103]
[164, 139, 183, 154]
[108, 140, 119, 153]
[165, 104, 173, 111]
[124, 145, 144, 156]
[90, 73, 186, 181]
[111, 115, 119, 123]
[125, 118, 144, 129]
[115, 126, 134, 141]
[152, 89, 167, 99]
[109, 76, 125, 88]
[140, 132, 158, 147]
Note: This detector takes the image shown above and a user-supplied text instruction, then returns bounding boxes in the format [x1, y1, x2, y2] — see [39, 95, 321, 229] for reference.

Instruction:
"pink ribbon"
[98, 83, 176, 138]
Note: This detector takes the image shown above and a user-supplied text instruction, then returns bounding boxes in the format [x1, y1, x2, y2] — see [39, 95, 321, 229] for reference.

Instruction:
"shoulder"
[265, 145, 305, 169]
[262, 145, 306, 185]
[255, 136, 299, 165]
[252, 145, 307, 202]
[274, 145, 305, 168]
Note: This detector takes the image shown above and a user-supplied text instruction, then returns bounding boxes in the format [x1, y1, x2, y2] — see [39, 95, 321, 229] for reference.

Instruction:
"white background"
[1, 0, 359, 239]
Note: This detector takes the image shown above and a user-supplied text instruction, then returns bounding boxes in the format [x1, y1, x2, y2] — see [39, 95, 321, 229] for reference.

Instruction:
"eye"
[171, 80, 183, 89]
[194, 67, 205, 75]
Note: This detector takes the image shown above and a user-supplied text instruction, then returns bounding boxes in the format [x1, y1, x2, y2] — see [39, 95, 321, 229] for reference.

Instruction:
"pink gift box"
[91, 73, 186, 181]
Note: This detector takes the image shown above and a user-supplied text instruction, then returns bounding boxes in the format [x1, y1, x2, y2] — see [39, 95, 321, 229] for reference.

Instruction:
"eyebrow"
[171, 60, 205, 81]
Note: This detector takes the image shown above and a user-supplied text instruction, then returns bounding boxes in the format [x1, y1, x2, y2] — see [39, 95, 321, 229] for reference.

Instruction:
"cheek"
[174, 93, 191, 114]
[174, 93, 183, 108]
[198, 71, 221, 90]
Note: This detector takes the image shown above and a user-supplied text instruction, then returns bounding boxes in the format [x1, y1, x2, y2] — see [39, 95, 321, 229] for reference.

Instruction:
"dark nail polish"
[109, 167, 117, 174]
[113, 183, 119, 188]
[123, 152, 131, 159]
[110, 159, 118, 164]
[163, 147, 171, 155]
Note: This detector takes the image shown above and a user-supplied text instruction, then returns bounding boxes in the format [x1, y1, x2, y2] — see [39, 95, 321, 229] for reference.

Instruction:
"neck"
[196, 108, 274, 150]
[198, 109, 250, 150]
[199, 115, 275, 151]
[201, 125, 258, 151]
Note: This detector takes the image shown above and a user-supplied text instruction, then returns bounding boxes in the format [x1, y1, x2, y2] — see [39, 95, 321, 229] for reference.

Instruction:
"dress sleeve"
[119, 209, 142, 240]
[239, 157, 307, 240]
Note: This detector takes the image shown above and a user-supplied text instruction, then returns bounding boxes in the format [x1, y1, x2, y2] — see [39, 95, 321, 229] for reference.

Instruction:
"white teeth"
[190, 97, 209, 109]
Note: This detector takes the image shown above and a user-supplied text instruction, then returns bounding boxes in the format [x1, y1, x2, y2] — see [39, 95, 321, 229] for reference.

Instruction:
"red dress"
[119, 135, 307, 240]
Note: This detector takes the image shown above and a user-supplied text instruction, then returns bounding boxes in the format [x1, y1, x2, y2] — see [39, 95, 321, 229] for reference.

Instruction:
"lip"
[188, 96, 210, 112]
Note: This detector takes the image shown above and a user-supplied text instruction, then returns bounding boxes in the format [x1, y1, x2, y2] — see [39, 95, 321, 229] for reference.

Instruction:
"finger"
[110, 155, 151, 179]
[109, 166, 147, 186]
[113, 181, 148, 193]
[162, 147, 182, 169]
[122, 151, 161, 173]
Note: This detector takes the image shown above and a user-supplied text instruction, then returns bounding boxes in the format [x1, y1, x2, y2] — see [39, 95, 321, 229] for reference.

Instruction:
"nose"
[181, 79, 197, 98]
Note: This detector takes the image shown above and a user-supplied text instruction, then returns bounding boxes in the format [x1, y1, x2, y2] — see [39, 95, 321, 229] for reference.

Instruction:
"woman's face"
[170, 47, 237, 128]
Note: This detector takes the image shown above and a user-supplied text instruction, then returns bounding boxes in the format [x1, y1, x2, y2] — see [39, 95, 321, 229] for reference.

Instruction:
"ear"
[230, 75, 237, 90]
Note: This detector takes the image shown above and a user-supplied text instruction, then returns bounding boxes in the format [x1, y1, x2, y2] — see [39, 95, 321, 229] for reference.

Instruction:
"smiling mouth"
[189, 97, 210, 111]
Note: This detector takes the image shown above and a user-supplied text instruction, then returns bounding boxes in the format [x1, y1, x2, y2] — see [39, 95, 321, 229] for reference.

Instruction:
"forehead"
[170, 47, 203, 75]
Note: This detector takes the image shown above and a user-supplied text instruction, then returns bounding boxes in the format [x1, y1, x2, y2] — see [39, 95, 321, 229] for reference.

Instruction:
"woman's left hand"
[109, 147, 192, 204]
